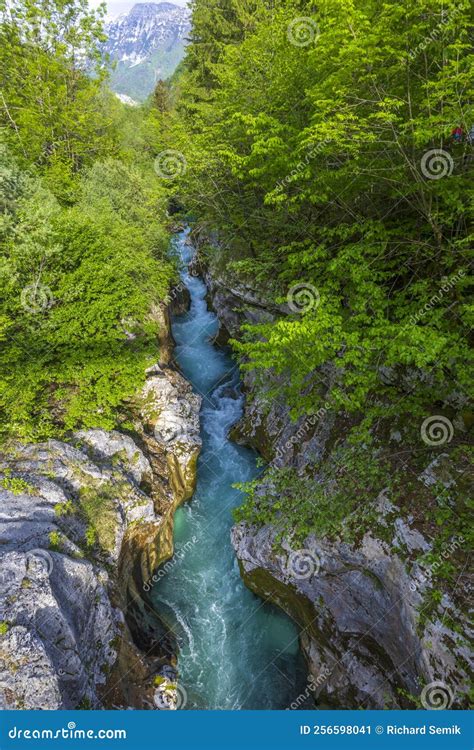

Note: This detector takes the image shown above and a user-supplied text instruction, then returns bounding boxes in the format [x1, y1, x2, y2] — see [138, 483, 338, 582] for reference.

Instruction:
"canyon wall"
[204, 256, 471, 710]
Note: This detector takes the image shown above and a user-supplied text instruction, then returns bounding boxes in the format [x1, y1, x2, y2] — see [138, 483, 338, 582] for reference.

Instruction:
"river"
[151, 228, 308, 709]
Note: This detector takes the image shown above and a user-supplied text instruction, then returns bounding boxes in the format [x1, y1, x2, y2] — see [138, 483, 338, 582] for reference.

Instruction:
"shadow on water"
[151, 228, 309, 709]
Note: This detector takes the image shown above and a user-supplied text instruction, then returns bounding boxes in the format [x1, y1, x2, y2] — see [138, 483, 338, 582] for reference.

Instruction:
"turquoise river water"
[151, 229, 307, 709]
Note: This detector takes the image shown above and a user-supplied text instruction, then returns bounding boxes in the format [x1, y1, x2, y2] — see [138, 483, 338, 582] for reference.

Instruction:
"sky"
[89, 0, 189, 20]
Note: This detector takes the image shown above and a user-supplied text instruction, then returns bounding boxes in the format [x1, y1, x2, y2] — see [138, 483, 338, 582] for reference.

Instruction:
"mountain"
[103, 3, 191, 102]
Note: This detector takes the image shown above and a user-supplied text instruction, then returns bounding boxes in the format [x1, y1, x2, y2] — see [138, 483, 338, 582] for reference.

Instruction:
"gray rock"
[0, 363, 202, 710]
[0, 626, 61, 710]
[74, 429, 152, 486]
[232, 522, 470, 708]
[205, 267, 283, 344]
[393, 518, 432, 554]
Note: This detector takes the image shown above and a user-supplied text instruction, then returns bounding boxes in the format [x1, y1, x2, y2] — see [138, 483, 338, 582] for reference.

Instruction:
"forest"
[0, 0, 472, 714]
[0, 0, 175, 440]
[162, 0, 472, 548]
[2, 0, 471, 447]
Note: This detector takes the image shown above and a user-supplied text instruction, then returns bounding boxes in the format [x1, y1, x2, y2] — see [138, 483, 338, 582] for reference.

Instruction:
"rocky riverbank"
[0, 303, 201, 710]
[202, 248, 472, 711]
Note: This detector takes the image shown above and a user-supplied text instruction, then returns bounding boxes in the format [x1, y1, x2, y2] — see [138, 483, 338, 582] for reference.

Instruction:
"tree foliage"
[0, 0, 174, 441]
[173, 0, 473, 426]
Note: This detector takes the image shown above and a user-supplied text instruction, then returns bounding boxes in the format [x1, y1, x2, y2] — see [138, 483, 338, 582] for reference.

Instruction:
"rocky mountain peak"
[103, 1, 191, 101]
[128, 2, 180, 14]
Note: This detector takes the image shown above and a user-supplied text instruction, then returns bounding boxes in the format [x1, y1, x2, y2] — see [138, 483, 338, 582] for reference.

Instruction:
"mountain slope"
[104, 2, 191, 101]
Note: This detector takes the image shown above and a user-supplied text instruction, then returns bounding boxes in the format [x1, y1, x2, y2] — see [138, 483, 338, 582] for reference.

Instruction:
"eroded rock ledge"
[0, 330, 201, 709]
[232, 518, 470, 709]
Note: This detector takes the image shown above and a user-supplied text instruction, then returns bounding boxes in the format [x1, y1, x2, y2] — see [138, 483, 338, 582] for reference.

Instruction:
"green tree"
[153, 79, 170, 113]
[174, 0, 472, 424]
[0, 0, 175, 441]
[0, 150, 172, 440]
[0, 0, 116, 199]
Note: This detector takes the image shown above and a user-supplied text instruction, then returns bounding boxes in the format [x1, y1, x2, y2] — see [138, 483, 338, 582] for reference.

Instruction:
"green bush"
[0, 152, 173, 440]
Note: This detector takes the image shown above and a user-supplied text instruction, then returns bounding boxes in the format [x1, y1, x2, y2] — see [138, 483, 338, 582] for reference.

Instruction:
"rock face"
[232, 522, 470, 709]
[204, 258, 472, 710]
[137, 365, 201, 566]
[0, 361, 201, 709]
[204, 268, 282, 347]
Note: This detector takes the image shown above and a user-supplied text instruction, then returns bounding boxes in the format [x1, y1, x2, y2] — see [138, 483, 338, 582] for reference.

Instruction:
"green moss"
[78, 483, 118, 554]
[0, 476, 36, 496]
[140, 391, 162, 423]
[54, 500, 75, 516]
[49, 530, 61, 550]
[0, 621, 9, 635]
[85, 525, 96, 547]
[111, 450, 128, 467]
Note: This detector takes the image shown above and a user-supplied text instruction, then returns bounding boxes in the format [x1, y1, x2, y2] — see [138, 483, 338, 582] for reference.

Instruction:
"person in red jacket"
[451, 126, 464, 142]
